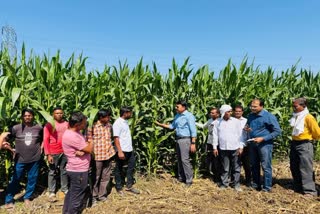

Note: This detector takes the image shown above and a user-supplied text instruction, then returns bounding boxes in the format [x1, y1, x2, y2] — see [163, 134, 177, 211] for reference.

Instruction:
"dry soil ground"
[0, 161, 319, 214]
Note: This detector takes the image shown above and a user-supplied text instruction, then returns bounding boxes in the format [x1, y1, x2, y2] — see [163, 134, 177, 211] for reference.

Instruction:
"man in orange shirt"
[289, 98, 320, 196]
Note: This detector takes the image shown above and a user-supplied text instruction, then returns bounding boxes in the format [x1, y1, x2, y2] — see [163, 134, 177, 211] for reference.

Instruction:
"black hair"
[234, 105, 244, 111]
[53, 106, 63, 112]
[176, 100, 188, 109]
[21, 108, 35, 117]
[120, 107, 132, 117]
[98, 109, 112, 119]
[69, 111, 87, 128]
[209, 107, 219, 114]
[251, 98, 264, 107]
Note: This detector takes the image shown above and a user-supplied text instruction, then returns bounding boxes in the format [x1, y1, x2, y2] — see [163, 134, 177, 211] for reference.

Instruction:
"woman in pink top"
[62, 112, 93, 214]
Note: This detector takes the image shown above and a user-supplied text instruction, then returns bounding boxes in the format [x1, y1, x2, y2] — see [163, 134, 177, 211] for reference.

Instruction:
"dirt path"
[1, 162, 319, 214]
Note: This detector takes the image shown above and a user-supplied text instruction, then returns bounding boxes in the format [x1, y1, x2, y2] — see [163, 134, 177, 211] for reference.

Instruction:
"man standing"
[5, 108, 43, 209]
[196, 107, 221, 182]
[113, 107, 140, 195]
[62, 112, 92, 214]
[246, 98, 281, 192]
[155, 100, 197, 187]
[213, 105, 244, 191]
[234, 105, 251, 186]
[289, 98, 320, 197]
[87, 109, 116, 204]
[43, 107, 69, 200]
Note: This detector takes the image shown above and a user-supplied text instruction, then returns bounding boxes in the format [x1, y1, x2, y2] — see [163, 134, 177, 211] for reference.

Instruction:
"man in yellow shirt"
[289, 98, 320, 196]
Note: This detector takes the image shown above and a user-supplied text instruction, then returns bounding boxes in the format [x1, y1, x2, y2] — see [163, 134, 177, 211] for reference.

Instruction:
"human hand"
[253, 137, 264, 143]
[213, 149, 219, 157]
[118, 151, 125, 160]
[47, 155, 54, 164]
[75, 150, 85, 156]
[190, 144, 196, 153]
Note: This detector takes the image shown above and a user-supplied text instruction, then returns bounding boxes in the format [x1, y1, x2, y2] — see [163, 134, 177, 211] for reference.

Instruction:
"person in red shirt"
[43, 107, 69, 199]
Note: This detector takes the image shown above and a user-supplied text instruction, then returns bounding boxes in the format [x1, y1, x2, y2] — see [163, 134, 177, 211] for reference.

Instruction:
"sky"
[0, 0, 319, 75]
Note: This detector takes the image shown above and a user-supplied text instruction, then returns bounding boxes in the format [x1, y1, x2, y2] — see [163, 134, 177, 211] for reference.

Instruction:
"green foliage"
[1, 47, 320, 186]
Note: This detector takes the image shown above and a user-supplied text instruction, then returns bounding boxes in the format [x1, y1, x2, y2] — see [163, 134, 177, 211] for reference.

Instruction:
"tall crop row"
[0, 46, 319, 185]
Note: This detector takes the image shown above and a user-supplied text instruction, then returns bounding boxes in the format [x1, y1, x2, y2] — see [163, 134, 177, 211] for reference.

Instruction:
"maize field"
[0, 45, 320, 187]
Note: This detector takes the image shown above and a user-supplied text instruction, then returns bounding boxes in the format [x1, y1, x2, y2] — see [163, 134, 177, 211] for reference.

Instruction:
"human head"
[53, 107, 64, 122]
[250, 98, 264, 114]
[175, 100, 188, 114]
[120, 106, 132, 120]
[97, 109, 112, 124]
[220, 104, 232, 120]
[234, 105, 244, 119]
[292, 97, 307, 113]
[68, 112, 87, 131]
[209, 107, 220, 120]
[21, 108, 35, 124]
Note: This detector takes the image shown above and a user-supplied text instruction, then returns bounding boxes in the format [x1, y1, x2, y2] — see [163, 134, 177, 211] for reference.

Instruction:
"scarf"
[289, 107, 309, 136]
[220, 104, 232, 119]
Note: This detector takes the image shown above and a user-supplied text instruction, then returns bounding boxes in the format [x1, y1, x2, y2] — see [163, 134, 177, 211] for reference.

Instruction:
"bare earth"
[1, 161, 319, 214]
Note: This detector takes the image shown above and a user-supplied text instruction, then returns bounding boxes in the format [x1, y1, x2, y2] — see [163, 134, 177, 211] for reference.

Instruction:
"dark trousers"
[114, 152, 136, 190]
[5, 161, 39, 204]
[206, 144, 221, 182]
[63, 171, 89, 214]
[240, 146, 251, 185]
[220, 150, 241, 187]
[290, 141, 317, 195]
[176, 138, 193, 184]
[48, 153, 68, 193]
[93, 159, 113, 199]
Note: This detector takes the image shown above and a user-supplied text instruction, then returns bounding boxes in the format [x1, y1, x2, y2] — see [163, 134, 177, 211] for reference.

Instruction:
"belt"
[291, 139, 312, 144]
[176, 136, 191, 140]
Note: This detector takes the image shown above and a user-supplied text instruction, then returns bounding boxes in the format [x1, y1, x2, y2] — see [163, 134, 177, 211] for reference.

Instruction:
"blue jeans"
[5, 161, 39, 204]
[249, 142, 273, 191]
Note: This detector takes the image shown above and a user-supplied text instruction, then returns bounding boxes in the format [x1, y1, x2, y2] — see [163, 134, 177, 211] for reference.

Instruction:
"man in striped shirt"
[87, 109, 116, 204]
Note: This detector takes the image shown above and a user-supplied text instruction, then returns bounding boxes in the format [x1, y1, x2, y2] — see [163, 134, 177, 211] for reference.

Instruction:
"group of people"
[0, 97, 319, 213]
[156, 98, 319, 196]
[0, 107, 140, 213]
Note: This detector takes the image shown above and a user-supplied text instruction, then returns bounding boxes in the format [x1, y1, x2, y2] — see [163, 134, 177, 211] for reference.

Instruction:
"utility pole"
[1, 24, 17, 60]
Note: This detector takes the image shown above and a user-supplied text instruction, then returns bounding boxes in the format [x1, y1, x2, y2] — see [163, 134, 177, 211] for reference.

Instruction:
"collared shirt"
[169, 110, 197, 138]
[196, 118, 216, 145]
[237, 116, 249, 145]
[247, 109, 281, 143]
[62, 129, 90, 172]
[87, 120, 116, 161]
[292, 114, 320, 141]
[113, 117, 133, 152]
[212, 117, 244, 150]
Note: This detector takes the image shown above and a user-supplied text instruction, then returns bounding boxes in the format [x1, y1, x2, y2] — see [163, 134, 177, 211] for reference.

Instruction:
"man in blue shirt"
[245, 98, 281, 192]
[155, 100, 197, 187]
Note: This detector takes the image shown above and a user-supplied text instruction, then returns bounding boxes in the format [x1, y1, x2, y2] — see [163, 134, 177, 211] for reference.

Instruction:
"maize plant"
[0, 46, 320, 187]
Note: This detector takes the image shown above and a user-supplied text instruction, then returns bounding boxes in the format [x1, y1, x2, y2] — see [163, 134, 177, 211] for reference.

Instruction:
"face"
[78, 118, 87, 130]
[292, 101, 304, 113]
[175, 104, 186, 114]
[53, 109, 64, 122]
[23, 112, 34, 124]
[234, 108, 243, 119]
[124, 111, 132, 120]
[250, 100, 263, 114]
[223, 110, 232, 120]
[209, 109, 219, 119]
[100, 115, 111, 124]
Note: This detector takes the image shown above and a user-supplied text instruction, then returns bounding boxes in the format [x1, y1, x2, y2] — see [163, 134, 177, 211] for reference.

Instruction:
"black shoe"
[185, 182, 192, 188]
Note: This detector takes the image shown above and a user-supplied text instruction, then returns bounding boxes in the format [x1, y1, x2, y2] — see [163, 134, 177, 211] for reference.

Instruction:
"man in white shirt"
[234, 105, 251, 187]
[196, 107, 221, 182]
[113, 107, 140, 195]
[213, 105, 244, 191]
